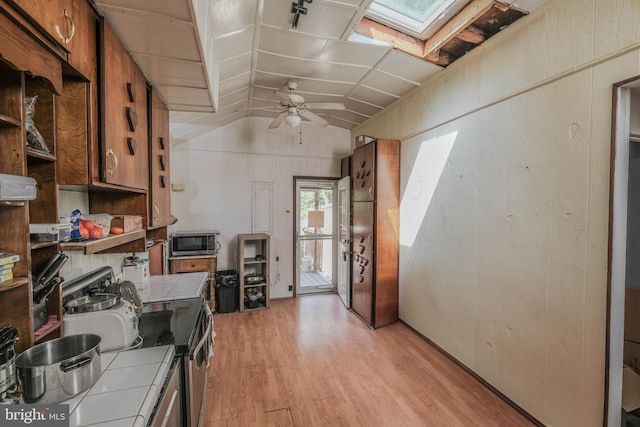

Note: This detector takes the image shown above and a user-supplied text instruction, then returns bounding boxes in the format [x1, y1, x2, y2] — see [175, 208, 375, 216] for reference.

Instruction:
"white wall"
[353, 0, 640, 425]
[169, 117, 351, 298]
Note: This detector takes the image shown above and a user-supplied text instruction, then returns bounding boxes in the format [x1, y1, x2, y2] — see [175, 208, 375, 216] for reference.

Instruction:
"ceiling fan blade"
[268, 111, 288, 129]
[275, 91, 306, 105]
[299, 109, 329, 127]
[305, 102, 345, 110]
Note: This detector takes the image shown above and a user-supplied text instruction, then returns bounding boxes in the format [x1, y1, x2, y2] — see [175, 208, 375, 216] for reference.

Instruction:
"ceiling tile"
[361, 70, 420, 97]
[258, 26, 329, 60]
[219, 88, 251, 107]
[306, 2, 360, 39]
[319, 39, 389, 66]
[101, 0, 538, 131]
[261, 0, 302, 29]
[99, 6, 201, 61]
[218, 73, 251, 95]
[210, 0, 257, 36]
[214, 28, 255, 62]
[131, 55, 207, 88]
[324, 0, 368, 8]
[328, 109, 370, 123]
[251, 86, 281, 102]
[255, 52, 369, 82]
[377, 50, 443, 84]
[342, 98, 383, 117]
[96, 0, 191, 20]
[349, 86, 400, 108]
[219, 53, 253, 82]
[156, 86, 212, 105]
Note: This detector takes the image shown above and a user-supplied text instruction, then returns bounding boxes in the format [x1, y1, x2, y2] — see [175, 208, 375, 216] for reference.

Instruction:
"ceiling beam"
[457, 24, 487, 44]
[422, 0, 497, 61]
[354, 17, 425, 58]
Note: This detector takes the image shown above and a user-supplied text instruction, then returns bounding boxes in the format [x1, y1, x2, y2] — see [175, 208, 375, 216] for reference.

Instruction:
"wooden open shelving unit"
[237, 233, 270, 312]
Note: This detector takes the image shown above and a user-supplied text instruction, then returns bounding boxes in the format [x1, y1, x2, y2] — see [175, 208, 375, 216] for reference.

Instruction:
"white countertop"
[66, 345, 175, 427]
[137, 272, 208, 303]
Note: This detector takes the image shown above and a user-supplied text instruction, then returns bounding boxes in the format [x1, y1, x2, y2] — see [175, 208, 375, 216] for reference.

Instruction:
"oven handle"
[161, 390, 178, 427]
[190, 306, 213, 361]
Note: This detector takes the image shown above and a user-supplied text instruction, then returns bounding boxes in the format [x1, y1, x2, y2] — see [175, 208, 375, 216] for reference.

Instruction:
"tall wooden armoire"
[351, 138, 399, 328]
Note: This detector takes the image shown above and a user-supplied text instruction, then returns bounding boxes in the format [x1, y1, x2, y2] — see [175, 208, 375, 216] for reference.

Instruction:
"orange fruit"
[80, 219, 95, 230]
[79, 227, 89, 239]
[110, 226, 124, 234]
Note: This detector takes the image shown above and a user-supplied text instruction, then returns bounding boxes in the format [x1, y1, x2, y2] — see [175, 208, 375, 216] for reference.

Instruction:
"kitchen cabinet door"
[100, 18, 149, 191]
[352, 201, 374, 326]
[352, 141, 376, 202]
[65, 0, 97, 79]
[148, 88, 171, 228]
[9, 0, 72, 48]
[9, 0, 96, 78]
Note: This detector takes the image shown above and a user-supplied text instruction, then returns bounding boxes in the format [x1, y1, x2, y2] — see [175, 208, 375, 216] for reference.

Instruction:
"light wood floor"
[203, 294, 535, 427]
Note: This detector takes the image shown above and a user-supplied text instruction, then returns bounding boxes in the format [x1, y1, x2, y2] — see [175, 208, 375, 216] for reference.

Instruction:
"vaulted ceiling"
[93, 0, 548, 142]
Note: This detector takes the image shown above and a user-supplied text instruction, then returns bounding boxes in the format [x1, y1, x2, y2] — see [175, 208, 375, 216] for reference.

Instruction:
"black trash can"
[215, 270, 239, 313]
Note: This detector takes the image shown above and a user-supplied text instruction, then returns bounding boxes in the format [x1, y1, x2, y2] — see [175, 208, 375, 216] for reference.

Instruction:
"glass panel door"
[296, 179, 337, 295]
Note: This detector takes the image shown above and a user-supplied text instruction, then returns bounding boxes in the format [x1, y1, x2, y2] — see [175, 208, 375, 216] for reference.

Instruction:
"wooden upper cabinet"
[65, 0, 97, 79]
[99, 18, 148, 191]
[148, 88, 171, 228]
[352, 141, 376, 202]
[0, 10, 62, 95]
[8, 0, 97, 78]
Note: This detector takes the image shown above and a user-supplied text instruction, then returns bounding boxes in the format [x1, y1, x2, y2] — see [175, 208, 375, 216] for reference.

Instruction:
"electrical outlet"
[288, 285, 292, 291]
[276, 256, 279, 262]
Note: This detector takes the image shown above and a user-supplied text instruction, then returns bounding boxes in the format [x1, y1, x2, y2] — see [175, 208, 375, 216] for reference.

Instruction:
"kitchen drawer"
[171, 258, 211, 272]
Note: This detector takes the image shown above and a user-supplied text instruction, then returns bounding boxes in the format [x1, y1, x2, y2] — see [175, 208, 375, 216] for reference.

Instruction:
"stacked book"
[0, 253, 19, 283]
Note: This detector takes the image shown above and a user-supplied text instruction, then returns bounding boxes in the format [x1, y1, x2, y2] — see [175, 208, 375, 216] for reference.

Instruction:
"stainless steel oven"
[185, 303, 212, 426]
[150, 357, 181, 427]
[139, 298, 213, 427]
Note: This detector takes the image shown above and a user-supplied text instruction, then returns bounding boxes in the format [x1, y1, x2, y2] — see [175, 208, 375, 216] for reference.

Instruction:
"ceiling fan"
[267, 81, 345, 129]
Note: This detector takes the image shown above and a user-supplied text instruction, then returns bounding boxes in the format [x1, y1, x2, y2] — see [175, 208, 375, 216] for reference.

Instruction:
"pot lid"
[65, 293, 118, 314]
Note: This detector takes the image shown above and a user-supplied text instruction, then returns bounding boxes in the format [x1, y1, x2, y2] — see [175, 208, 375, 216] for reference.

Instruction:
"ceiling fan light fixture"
[285, 113, 301, 128]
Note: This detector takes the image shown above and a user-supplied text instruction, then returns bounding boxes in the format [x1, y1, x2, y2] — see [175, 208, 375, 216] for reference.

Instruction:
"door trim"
[606, 76, 640, 425]
[292, 176, 341, 297]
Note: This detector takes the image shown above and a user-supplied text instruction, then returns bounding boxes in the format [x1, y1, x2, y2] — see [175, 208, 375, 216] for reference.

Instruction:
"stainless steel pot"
[0, 325, 18, 394]
[16, 334, 101, 403]
[0, 350, 16, 395]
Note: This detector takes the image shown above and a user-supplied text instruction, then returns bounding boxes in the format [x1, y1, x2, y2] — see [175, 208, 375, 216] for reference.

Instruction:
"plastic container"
[215, 270, 239, 313]
[0, 173, 37, 201]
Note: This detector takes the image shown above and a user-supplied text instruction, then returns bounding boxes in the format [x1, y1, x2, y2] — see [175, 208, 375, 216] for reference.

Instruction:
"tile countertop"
[137, 271, 208, 303]
[65, 345, 175, 427]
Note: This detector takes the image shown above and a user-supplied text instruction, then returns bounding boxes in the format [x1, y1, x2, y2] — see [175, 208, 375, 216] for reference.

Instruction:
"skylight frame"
[366, 0, 465, 40]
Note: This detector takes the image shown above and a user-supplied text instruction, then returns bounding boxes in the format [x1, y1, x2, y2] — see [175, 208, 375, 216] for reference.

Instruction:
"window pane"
[375, 0, 446, 22]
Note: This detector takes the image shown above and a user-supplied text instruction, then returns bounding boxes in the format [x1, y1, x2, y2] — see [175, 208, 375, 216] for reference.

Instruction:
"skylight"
[366, 0, 460, 39]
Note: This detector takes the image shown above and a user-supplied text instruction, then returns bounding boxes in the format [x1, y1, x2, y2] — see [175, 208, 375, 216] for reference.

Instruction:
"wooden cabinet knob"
[127, 82, 136, 102]
[126, 107, 138, 132]
[127, 137, 137, 155]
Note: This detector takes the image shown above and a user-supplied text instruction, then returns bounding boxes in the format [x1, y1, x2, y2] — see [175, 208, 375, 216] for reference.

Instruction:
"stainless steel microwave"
[171, 231, 219, 256]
